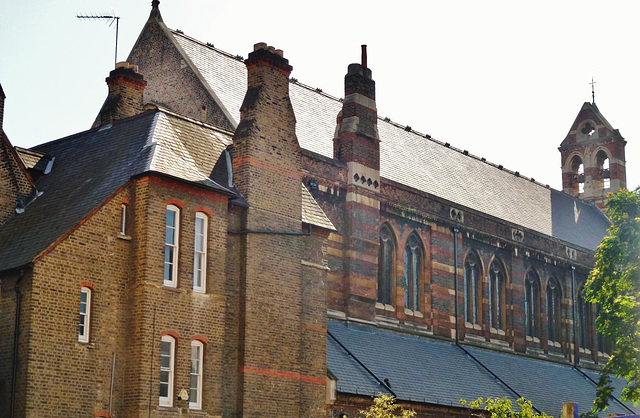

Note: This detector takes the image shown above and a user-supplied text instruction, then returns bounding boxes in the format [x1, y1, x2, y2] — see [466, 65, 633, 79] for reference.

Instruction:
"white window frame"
[193, 212, 208, 293]
[189, 340, 204, 410]
[120, 203, 127, 235]
[78, 287, 91, 343]
[164, 205, 180, 287]
[159, 335, 175, 407]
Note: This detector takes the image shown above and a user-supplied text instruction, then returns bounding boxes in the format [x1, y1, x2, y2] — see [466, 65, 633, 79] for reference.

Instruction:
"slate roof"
[0, 109, 333, 272]
[171, 30, 611, 251]
[328, 320, 639, 416]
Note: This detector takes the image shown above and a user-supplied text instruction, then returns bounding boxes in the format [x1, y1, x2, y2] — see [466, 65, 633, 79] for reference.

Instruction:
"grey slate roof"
[172, 30, 610, 251]
[328, 320, 638, 416]
[0, 108, 335, 272]
[0, 110, 234, 272]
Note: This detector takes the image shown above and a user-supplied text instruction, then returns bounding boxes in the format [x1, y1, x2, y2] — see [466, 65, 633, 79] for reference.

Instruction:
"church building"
[0, 2, 634, 417]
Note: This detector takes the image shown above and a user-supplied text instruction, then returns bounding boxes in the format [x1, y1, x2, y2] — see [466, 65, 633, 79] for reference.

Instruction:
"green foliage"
[583, 188, 640, 412]
[360, 393, 416, 418]
[460, 397, 551, 418]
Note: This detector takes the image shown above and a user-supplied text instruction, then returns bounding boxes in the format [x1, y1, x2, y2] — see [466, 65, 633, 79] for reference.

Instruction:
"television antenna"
[77, 10, 120, 67]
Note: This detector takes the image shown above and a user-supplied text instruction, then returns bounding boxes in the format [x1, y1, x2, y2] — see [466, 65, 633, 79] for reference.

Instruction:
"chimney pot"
[361, 45, 367, 68]
[275, 49, 284, 57]
[267, 46, 276, 53]
[254, 42, 267, 51]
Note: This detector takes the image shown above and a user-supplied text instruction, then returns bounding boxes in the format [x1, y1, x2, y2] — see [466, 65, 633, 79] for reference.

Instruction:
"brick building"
[0, 2, 636, 417]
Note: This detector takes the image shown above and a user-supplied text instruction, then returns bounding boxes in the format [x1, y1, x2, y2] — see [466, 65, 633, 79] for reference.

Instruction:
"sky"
[1, 1, 638, 191]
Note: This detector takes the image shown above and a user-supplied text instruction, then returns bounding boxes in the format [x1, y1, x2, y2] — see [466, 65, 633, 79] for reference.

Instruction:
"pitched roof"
[0, 110, 235, 272]
[170, 30, 610, 251]
[328, 320, 639, 416]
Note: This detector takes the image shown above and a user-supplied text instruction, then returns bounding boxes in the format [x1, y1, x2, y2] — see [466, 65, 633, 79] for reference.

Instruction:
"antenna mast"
[77, 11, 121, 67]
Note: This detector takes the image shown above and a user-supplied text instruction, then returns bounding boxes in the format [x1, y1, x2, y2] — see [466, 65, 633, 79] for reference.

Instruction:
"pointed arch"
[377, 223, 396, 306]
[488, 256, 507, 331]
[595, 148, 611, 190]
[463, 250, 483, 325]
[546, 276, 562, 343]
[403, 231, 424, 312]
[524, 269, 540, 339]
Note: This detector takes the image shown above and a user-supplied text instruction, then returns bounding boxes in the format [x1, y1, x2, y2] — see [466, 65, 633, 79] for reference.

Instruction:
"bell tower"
[558, 101, 626, 210]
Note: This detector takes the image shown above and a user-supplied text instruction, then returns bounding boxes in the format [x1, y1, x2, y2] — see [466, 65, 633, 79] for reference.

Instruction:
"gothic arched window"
[546, 277, 561, 343]
[377, 225, 395, 306]
[488, 259, 506, 331]
[596, 150, 611, 190]
[577, 289, 592, 350]
[596, 305, 612, 355]
[464, 252, 482, 325]
[570, 155, 585, 195]
[404, 233, 422, 312]
[524, 270, 540, 339]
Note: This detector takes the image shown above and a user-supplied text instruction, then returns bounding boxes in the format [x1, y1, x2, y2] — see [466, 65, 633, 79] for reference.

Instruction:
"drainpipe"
[571, 265, 579, 366]
[452, 227, 460, 343]
[10, 267, 26, 418]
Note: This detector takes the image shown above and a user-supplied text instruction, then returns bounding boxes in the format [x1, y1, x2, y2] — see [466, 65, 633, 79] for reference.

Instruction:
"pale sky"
[1, 1, 638, 192]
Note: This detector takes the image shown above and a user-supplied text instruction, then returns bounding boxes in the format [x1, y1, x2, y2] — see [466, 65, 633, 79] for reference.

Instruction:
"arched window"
[596, 150, 611, 190]
[404, 233, 422, 312]
[464, 252, 481, 325]
[524, 270, 540, 339]
[570, 155, 585, 195]
[546, 277, 561, 343]
[488, 259, 506, 331]
[377, 225, 395, 306]
[577, 290, 592, 350]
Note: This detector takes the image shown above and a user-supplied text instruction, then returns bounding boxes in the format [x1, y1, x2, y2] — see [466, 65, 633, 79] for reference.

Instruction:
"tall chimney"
[334, 48, 381, 321]
[0, 83, 5, 132]
[92, 62, 147, 128]
[233, 44, 325, 416]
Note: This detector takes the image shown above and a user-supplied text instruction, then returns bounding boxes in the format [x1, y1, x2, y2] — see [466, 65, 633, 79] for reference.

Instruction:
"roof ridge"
[154, 105, 235, 137]
[170, 29, 246, 63]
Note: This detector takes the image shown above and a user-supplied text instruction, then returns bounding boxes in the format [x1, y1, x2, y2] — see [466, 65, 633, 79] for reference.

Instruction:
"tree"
[360, 393, 416, 418]
[460, 397, 551, 418]
[583, 187, 640, 411]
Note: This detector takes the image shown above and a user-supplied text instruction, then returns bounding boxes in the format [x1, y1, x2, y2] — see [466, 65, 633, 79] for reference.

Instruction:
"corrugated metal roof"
[172, 30, 610, 250]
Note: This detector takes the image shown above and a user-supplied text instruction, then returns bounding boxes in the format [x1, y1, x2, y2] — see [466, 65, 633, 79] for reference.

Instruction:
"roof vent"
[405, 126, 412, 131]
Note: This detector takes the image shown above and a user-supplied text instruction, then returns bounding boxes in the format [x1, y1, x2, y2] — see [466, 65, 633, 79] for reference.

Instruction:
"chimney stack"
[334, 48, 381, 321]
[92, 62, 147, 128]
[0, 84, 5, 132]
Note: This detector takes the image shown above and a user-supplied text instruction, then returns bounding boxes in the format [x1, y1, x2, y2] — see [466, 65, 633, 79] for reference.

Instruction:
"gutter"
[228, 224, 313, 236]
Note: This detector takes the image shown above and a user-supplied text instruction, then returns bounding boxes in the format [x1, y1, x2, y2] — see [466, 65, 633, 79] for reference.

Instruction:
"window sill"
[526, 336, 541, 343]
[490, 327, 506, 336]
[548, 340, 561, 348]
[465, 322, 481, 331]
[375, 302, 395, 312]
[117, 233, 132, 241]
[162, 285, 183, 293]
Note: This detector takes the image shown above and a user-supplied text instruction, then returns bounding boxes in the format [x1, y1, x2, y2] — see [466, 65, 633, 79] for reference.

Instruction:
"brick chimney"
[233, 43, 325, 416]
[334, 45, 382, 321]
[92, 62, 147, 128]
[0, 83, 5, 132]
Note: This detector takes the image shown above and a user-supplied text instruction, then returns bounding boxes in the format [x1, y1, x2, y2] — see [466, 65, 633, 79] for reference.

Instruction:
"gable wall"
[127, 20, 234, 132]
